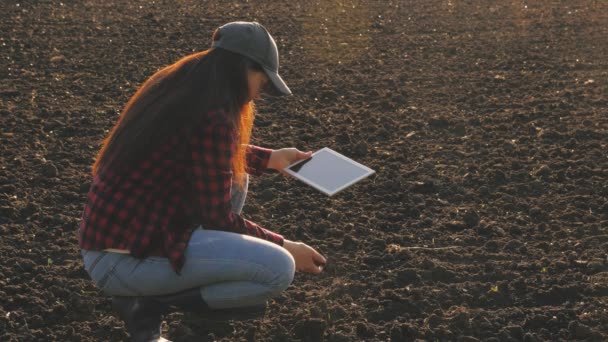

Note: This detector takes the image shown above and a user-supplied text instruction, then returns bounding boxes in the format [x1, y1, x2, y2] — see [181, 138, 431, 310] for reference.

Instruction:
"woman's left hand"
[268, 148, 312, 175]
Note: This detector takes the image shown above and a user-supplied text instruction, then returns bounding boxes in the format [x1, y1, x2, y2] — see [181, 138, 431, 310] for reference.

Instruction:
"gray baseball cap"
[211, 21, 291, 96]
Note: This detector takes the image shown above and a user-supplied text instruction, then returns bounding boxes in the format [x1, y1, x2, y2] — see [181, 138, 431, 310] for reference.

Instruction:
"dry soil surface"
[1, 1, 607, 341]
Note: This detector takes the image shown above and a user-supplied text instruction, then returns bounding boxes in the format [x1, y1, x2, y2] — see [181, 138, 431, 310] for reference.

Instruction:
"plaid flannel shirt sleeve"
[189, 119, 284, 246]
[245, 144, 272, 176]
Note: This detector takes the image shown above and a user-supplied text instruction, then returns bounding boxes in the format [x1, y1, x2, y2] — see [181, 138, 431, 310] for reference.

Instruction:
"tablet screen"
[285, 148, 375, 196]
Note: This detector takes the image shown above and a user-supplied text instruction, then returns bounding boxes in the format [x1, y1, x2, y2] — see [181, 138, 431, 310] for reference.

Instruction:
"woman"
[79, 21, 326, 342]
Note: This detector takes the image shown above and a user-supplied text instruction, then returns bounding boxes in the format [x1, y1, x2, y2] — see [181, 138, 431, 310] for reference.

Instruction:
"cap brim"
[263, 67, 291, 96]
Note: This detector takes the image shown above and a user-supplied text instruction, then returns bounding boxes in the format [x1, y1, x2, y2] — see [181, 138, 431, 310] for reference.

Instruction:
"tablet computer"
[284, 147, 375, 196]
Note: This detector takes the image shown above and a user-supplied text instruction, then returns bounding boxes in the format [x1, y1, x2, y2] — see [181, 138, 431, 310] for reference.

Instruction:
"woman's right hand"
[283, 239, 327, 274]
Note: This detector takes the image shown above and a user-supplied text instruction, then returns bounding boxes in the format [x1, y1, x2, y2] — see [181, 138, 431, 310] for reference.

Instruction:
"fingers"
[302, 261, 324, 274]
[308, 264, 323, 274]
[307, 250, 326, 274]
[296, 255, 326, 274]
[312, 251, 327, 266]
[296, 150, 313, 160]
[287, 241, 326, 274]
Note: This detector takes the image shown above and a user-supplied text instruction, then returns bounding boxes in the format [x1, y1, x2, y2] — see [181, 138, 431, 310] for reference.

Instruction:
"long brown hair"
[92, 47, 260, 187]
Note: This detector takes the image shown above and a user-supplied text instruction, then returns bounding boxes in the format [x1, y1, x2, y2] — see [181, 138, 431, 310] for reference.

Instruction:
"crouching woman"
[78, 22, 326, 342]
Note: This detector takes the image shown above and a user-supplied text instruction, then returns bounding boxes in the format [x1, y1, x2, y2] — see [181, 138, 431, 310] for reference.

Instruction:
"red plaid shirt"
[78, 110, 284, 273]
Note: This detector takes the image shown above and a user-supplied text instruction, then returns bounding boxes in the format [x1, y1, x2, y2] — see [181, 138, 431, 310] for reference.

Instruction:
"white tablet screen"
[285, 148, 375, 196]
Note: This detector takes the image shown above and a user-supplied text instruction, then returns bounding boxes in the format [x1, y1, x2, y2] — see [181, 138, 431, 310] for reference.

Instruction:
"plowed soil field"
[1, 1, 607, 341]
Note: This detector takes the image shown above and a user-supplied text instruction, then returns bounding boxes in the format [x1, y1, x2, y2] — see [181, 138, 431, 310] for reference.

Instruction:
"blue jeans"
[81, 175, 295, 309]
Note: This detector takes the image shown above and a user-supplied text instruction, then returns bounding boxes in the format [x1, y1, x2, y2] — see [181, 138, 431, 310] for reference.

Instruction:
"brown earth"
[1, 0, 607, 341]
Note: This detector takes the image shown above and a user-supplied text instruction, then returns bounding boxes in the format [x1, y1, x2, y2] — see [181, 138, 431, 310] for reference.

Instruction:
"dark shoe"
[112, 289, 267, 341]
[151, 287, 209, 314]
[205, 303, 267, 321]
[112, 296, 167, 342]
[151, 288, 267, 320]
